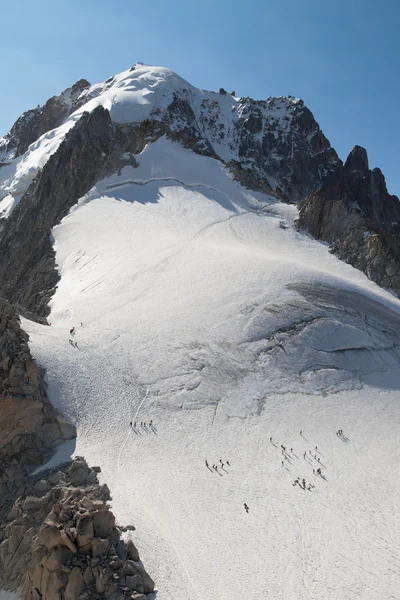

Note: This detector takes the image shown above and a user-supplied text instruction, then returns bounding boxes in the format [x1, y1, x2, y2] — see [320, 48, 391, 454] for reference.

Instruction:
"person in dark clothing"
[244, 503, 249, 513]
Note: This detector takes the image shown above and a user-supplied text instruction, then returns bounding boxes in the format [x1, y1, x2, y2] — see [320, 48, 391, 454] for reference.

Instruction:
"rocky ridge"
[0, 79, 90, 160]
[0, 299, 154, 599]
[1, 457, 154, 600]
[298, 145, 400, 295]
[163, 91, 340, 201]
[0, 297, 75, 512]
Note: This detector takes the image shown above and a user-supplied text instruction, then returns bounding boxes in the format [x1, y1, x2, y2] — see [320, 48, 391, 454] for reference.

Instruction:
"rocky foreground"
[0, 299, 155, 599]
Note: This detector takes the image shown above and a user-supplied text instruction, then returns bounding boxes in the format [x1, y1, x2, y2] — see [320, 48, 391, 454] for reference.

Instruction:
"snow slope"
[23, 139, 400, 600]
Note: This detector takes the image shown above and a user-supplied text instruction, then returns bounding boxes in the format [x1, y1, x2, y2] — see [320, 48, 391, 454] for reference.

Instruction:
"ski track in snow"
[20, 138, 400, 600]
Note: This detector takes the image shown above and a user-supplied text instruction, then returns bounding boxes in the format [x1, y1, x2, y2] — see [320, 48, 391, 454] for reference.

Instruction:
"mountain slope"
[1, 64, 400, 600]
[22, 138, 400, 600]
[298, 145, 400, 294]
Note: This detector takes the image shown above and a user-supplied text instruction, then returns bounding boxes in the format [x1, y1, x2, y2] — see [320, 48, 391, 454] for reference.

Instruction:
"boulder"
[83, 565, 94, 585]
[91, 537, 110, 557]
[34, 479, 50, 493]
[39, 525, 77, 554]
[76, 512, 94, 548]
[126, 539, 139, 562]
[23, 495, 49, 512]
[47, 471, 64, 485]
[124, 561, 155, 594]
[115, 540, 127, 560]
[43, 546, 74, 571]
[64, 567, 84, 600]
[69, 468, 88, 486]
[92, 510, 115, 538]
[126, 575, 144, 592]
[41, 567, 68, 600]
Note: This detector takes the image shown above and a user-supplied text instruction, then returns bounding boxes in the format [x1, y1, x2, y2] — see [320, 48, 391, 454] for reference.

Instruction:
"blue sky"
[2, 0, 399, 194]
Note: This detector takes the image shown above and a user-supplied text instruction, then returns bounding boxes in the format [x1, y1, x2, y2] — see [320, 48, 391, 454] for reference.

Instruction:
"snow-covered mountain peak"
[1, 64, 400, 600]
[0, 63, 339, 223]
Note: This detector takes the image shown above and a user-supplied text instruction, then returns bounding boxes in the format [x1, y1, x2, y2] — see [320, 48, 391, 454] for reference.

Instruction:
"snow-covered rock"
[0, 63, 338, 221]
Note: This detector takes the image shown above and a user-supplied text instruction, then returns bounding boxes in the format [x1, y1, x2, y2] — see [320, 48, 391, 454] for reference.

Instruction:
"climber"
[244, 503, 249, 513]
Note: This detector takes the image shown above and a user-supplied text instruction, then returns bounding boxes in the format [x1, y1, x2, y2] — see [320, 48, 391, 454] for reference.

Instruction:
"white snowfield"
[21, 138, 400, 600]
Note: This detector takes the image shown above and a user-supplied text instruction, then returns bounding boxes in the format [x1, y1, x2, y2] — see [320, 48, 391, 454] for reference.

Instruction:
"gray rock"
[122, 562, 155, 594]
[92, 510, 115, 538]
[126, 539, 139, 562]
[115, 540, 127, 560]
[34, 479, 50, 493]
[47, 471, 64, 485]
[43, 547, 74, 572]
[76, 512, 94, 549]
[23, 495, 49, 511]
[69, 468, 88, 486]
[39, 525, 77, 553]
[64, 567, 85, 600]
[125, 575, 144, 592]
[110, 559, 123, 570]
[91, 537, 110, 557]
[83, 565, 94, 585]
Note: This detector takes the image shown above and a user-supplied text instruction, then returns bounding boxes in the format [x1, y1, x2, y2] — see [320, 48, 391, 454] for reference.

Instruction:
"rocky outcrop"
[228, 98, 339, 202]
[164, 92, 340, 201]
[0, 106, 115, 316]
[0, 299, 155, 598]
[298, 145, 400, 295]
[0, 298, 75, 514]
[0, 79, 90, 159]
[0, 457, 155, 600]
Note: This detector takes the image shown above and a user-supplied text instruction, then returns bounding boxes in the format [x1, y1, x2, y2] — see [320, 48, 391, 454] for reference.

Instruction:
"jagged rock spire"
[344, 145, 369, 175]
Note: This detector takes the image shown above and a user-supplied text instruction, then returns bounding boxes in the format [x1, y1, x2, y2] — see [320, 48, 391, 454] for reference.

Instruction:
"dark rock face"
[0, 106, 115, 316]
[165, 92, 340, 202]
[0, 298, 76, 516]
[0, 79, 90, 159]
[228, 99, 339, 203]
[298, 146, 400, 295]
